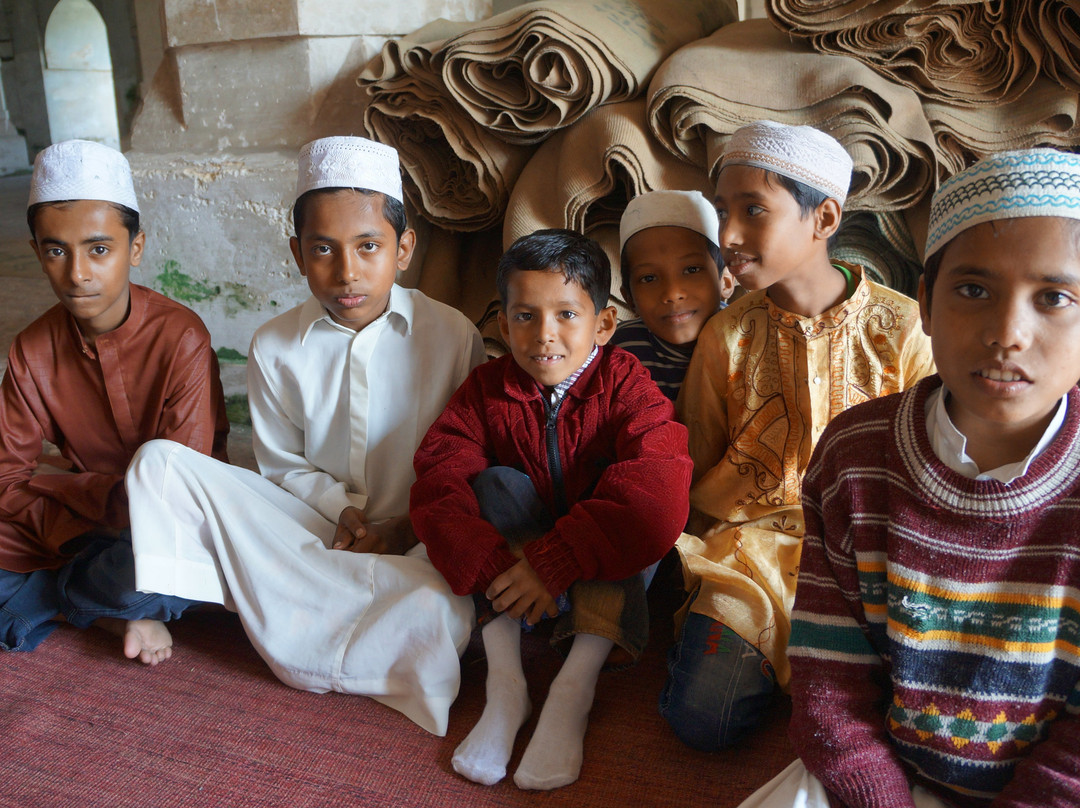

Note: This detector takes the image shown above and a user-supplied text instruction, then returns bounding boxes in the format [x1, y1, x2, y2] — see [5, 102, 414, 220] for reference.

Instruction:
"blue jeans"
[0, 567, 62, 651]
[659, 612, 777, 751]
[1, 531, 196, 651]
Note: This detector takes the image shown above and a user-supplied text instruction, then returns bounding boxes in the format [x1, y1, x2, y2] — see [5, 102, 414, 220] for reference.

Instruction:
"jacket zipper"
[543, 393, 568, 517]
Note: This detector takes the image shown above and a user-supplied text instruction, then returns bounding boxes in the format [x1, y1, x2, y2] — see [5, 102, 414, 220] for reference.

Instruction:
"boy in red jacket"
[411, 229, 692, 791]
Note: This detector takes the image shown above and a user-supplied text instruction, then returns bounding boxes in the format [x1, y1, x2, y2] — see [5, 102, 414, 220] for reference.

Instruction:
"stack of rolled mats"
[355, 0, 1080, 325]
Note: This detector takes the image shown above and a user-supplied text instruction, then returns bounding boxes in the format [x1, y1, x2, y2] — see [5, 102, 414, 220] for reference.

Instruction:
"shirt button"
[813, 376, 821, 384]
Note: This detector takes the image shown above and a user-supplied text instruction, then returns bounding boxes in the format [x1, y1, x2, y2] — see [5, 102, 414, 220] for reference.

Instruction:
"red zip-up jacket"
[411, 346, 692, 599]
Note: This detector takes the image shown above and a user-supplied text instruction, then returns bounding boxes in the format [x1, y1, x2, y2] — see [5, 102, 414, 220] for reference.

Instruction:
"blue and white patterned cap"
[28, 140, 139, 213]
[296, 136, 403, 203]
[720, 120, 853, 206]
[926, 148, 1080, 259]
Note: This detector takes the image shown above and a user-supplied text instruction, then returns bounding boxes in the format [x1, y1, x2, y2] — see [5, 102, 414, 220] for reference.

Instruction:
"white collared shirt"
[247, 284, 486, 523]
[925, 385, 1067, 484]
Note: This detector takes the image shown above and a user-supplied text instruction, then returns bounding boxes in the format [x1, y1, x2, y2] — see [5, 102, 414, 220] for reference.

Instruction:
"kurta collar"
[926, 384, 1067, 484]
[299, 283, 413, 346]
[67, 282, 148, 359]
[762, 260, 871, 339]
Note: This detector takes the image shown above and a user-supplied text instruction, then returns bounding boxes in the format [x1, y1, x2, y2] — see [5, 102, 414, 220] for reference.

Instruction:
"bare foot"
[117, 619, 174, 665]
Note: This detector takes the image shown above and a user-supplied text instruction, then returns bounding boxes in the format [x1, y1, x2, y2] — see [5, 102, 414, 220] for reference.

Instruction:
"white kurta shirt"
[247, 284, 486, 524]
[128, 284, 485, 734]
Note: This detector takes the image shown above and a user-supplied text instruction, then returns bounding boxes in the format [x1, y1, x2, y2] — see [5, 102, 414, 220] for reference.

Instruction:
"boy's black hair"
[769, 172, 829, 218]
[292, 188, 407, 240]
[921, 249, 945, 311]
[497, 228, 610, 314]
[619, 231, 722, 308]
[763, 170, 840, 251]
[921, 217, 1080, 310]
[27, 200, 141, 243]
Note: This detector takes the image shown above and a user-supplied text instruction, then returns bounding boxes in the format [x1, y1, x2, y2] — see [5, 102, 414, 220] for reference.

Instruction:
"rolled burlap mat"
[766, 0, 1040, 106]
[503, 98, 711, 309]
[439, 0, 737, 145]
[359, 21, 534, 231]
[829, 211, 924, 299]
[873, 210, 920, 265]
[1024, 0, 1080, 94]
[646, 19, 941, 211]
[923, 76, 1080, 174]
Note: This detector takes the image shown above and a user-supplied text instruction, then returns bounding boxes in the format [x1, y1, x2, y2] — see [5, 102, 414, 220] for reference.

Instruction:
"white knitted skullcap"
[28, 140, 139, 213]
[296, 136, 403, 203]
[719, 120, 852, 205]
[925, 148, 1080, 260]
[619, 190, 720, 253]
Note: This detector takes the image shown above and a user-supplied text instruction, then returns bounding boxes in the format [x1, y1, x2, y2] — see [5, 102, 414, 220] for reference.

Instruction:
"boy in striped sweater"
[759, 149, 1080, 807]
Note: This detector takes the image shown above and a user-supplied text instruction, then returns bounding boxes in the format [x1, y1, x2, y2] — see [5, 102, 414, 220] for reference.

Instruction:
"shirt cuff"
[316, 484, 368, 525]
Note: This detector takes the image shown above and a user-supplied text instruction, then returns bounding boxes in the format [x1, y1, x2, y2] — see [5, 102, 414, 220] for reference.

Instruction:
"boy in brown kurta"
[0, 140, 228, 663]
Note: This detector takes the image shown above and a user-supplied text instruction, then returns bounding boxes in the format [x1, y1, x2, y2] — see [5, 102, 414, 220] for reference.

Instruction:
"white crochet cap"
[925, 148, 1080, 260]
[296, 136, 403, 203]
[619, 190, 720, 253]
[719, 120, 853, 205]
[28, 140, 139, 213]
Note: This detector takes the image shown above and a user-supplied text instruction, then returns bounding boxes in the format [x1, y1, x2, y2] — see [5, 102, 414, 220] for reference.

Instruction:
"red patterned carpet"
[0, 588, 795, 808]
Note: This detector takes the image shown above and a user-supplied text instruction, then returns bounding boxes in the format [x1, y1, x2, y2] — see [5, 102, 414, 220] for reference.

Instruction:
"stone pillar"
[2, 0, 50, 158]
[0, 28, 31, 174]
[127, 0, 494, 393]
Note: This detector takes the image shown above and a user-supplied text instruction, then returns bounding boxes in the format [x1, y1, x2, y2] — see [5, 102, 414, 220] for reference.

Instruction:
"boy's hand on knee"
[332, 508, 417, 555]
[486, 559, 559, 625]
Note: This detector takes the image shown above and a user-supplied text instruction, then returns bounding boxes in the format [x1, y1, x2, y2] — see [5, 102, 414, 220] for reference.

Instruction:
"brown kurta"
[0, 284, 228, 573]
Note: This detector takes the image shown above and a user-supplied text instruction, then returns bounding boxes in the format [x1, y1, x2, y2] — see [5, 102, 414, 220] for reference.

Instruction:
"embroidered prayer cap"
[295, 136, 403, 203]
[619, 190, 720, 253]
[28, 140, 139, 213]
[925, 148, 1080, 260]
[719, 120, 853, 206]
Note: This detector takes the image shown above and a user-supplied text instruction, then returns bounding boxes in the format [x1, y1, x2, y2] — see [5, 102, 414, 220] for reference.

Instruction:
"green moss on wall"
[216, 347, 247, 365]
[157, 261, 221, 303]
[156, 261, 257, 316]
[224, 394, 250, 426]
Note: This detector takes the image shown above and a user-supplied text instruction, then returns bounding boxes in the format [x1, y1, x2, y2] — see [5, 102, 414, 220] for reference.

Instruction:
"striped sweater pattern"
[789, 377, 1080, 807]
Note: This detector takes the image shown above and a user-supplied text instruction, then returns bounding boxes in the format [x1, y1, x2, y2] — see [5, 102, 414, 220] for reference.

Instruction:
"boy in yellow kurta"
[661, 121, 935, 751]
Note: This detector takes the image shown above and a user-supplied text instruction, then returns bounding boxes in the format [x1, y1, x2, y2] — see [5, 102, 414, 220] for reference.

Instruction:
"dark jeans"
[0, 567, 62, 651]
[659, 611, 777, 751]
[1, 531, 196, 652]
[471, 467, 569, 628]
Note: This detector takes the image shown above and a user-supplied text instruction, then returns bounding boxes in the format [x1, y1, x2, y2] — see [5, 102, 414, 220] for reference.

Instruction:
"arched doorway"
[42, 0, 121, 148]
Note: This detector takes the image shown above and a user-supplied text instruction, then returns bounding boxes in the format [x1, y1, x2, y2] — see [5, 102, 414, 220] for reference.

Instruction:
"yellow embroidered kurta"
[676, 264, 934, 688]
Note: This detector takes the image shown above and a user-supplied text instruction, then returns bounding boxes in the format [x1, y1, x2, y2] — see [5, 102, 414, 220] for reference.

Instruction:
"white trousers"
[126, 439, 475, 736]
[736, 760, 949, 808]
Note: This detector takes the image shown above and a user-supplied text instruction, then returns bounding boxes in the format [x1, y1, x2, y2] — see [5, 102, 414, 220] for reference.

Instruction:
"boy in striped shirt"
[612, 190, 734, 402]
[767, 150, 1080, 807]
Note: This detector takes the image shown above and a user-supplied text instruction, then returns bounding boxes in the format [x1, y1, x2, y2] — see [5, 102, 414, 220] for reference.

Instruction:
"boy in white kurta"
[125, 137, 486, 735]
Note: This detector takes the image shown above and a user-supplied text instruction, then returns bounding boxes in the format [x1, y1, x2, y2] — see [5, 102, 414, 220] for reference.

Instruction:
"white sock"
[452, 616, 531, 785]
[514, 633, 613, 791]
